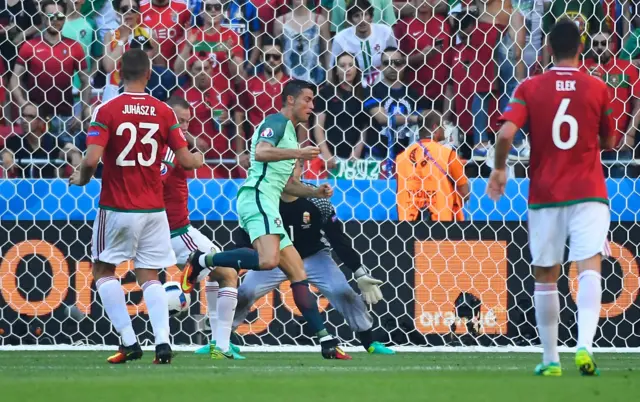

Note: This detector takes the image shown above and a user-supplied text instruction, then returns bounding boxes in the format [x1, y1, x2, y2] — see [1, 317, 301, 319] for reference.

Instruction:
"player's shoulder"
[259, 113, 290, 135]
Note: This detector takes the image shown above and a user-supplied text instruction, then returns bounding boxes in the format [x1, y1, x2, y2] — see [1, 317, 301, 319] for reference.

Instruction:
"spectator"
[509, 0, 550, 74]
[542, 0, 606, 67]
[79, 0, 119, 42]
[175, 0, 244, 88]
[174, 56, 242, 178]
[134, 36, 180, 101]
[331, 0, 397, 87]
[330, 0, 396, 34]
[9, 0, 91, 144]
[240, 38, 289, 140]
[1, 103, 81, 178]
[364, 46, 430, 175]
[62, 0, 96, 98]
[583, 31, 640, 157]
[140, 0, 191, 68]
[0, 0, 41, 71]
[313, 52, 367, 169]
[273, 0, 330, 86]
[396, 110, 468, 222]
[102, 0, 154, 102]
[395, 0, 450, 111]
[220, 0, 263, 75]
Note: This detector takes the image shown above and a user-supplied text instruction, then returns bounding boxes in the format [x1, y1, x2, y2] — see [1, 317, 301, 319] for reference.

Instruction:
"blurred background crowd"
[1, 0, 639, 181]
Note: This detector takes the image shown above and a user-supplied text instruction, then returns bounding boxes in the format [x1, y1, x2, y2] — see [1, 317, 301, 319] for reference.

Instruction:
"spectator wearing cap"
[330, 0, 397, 87]
[9, 0, 90, 145]
[175, 0, 244, 91]
[102, 0, 154, 102]
[396, 111, 468, 222]
[583, 31, 640, 159]
[174, 56, 243, 178]
[1, 103, 81, 178]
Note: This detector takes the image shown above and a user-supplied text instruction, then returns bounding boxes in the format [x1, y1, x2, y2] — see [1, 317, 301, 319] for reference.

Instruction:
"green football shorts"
[236, 187, 292, 250]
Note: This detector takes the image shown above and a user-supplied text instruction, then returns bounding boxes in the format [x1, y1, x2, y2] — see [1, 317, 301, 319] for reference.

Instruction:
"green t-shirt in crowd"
[330, 0, 397, 33]
[80, 0, 108, 17]
[62, 16, 94, 91]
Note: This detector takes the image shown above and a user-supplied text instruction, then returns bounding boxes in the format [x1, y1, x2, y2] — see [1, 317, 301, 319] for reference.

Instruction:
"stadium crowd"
[0, 0, 639, 180]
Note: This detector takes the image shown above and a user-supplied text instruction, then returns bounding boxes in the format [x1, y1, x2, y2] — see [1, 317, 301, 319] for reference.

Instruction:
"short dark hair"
[281, 79, 315, 104]
[41, 0, 66, 14]
[120, 48, 150, 82]
[261, 36, 282, 50]
[549, 18, 582, 61]
[167, 96, 190, 110]
[347, 0, 373, 22]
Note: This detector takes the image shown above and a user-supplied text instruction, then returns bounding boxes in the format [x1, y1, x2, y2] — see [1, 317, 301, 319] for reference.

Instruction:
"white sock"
[142, 280, 170, 345]
[96, 276, 137, 347]
[215, 287, 238, 352]
[534, 283, 560, 365]
[205, 281, 219, 343]
[577, 270, 602, 353]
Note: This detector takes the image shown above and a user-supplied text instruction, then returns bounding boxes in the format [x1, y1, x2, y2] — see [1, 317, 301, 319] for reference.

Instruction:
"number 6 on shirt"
[116, 122, 160, 167]
[552, 99, 578, 150]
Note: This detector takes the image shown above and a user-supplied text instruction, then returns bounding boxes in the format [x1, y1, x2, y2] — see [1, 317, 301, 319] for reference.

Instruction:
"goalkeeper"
[232, 161, 395, 355]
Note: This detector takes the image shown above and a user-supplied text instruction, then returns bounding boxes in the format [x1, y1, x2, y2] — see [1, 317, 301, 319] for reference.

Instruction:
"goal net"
[0, 0, 638, 351]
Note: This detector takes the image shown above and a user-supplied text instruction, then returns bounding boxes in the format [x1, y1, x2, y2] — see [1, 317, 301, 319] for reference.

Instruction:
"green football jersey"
[240, 113, 299, 204]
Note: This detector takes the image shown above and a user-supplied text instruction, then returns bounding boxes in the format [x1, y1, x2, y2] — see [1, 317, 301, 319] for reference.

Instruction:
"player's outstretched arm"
[69, 144, 103, 186]
[174, 147, 204, 170]
[254, 142, 319, 162]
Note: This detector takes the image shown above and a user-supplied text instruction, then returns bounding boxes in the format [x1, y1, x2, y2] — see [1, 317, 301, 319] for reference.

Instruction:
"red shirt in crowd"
[180, 26, 244, 85]
[396, 14, 451, 101]
[500, 67, 614, 207]
[175, 85, 235, 177]
[17, 37, 87, 117]
[140, 0, 191, 66]
[88, 92, 188, 211]
[582, 57, 640, 145]
[241, 73, 289, 134]
[467, 22, 500, 94]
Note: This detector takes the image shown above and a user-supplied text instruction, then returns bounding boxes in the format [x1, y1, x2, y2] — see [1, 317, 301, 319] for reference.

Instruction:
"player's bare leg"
[207, 267, 245, 360]
[533, 264, 562, 377]
[93, 261, 142, 364]
[136, 268, 172, 364]
[574, 254, 602, 376]
[278, 245, 352, 360]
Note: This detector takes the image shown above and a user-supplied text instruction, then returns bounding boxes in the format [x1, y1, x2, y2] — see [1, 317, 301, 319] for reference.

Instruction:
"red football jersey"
[139, 0, 190, 65]
[88, 92, 189, 211]
[17, 37, 87, 117]
[161, 147, 191, 231]
[240, 73, 289, 133]
[500, 67, 615, 208]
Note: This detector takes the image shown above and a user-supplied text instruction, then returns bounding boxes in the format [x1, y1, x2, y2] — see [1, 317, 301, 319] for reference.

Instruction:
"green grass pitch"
[1, 351, 639, 402]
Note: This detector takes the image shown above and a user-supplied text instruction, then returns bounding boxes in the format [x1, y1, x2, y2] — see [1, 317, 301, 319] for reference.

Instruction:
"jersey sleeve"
[167, 108, 189, 151]
[320, 203, 362, 271]
[255, 117, 287, 146]
[16, 41, 33, 66]
[499, 81, 528, 128]
[160, 147, 176, 182]
[87, 104, 111, 147]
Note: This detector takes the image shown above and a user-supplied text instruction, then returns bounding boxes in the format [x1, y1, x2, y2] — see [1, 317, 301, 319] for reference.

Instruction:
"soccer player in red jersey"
[69, 49, 204, 364]
[488, 19, 616, 377]
[139, 0, 191, 67]
[160, 96, 244, 359]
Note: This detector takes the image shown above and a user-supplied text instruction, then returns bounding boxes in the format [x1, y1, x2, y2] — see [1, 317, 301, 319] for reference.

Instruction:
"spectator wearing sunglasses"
[9, 0, 90, 146]
[102, 0, 154, 102]
[175, 0, 244, 90]
[1, 103, 82, 178]
[364, 47, 431, 176]
[139, 0, 191, 68]
[583, 31, 640, 159]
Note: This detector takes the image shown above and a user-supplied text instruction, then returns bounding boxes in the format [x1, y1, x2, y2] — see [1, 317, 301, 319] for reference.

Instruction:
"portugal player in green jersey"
[182, 79, 352, 360]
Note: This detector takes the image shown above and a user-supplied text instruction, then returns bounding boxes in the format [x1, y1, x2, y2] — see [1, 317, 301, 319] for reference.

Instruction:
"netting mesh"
[0, 0, 638, 349]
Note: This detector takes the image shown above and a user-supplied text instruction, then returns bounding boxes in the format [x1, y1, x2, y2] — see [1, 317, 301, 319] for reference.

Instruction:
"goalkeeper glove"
[355, 267, 383, 305]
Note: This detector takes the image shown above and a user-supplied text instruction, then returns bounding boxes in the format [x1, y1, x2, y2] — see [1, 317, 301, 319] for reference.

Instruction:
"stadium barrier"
[0, 179, 638, 350]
